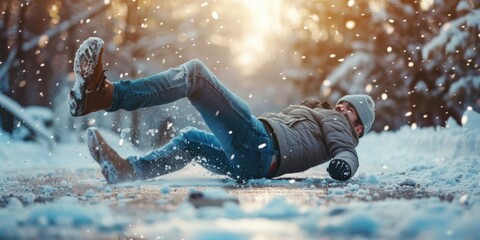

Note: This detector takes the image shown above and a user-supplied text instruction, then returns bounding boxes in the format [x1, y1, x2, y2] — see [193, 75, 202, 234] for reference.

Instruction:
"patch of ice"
[197, 188, 232, 200]
[320, 212, 379, 238]
[21, 193, 36, 205]
[255, 197, 300, 219]
[367, 175, 379, 184]
[328, 188, 346, 196]
[7, 198, 23, 210]
[41, 185, 58, 195]
[160, 185, 171, 195]
[84, 189, 97, 198]
[399, 178, 416, 187]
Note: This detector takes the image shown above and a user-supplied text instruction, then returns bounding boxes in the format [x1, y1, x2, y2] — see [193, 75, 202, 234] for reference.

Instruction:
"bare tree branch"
[0, 1, 111, 90]
[22, 2, 110, 51]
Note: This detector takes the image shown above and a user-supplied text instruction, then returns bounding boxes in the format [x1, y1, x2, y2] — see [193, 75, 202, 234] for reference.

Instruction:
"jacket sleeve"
[321, 113, 359, 179]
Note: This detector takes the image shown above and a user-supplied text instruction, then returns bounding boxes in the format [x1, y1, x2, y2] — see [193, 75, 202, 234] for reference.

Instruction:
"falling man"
[69, 37, 375, 183]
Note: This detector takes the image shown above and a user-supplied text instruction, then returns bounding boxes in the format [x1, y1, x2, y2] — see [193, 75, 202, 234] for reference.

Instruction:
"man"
[69, 37, 375, 184]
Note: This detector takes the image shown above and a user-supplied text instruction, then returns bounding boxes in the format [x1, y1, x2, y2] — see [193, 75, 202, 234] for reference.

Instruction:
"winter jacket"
[259, 99, 359, 179]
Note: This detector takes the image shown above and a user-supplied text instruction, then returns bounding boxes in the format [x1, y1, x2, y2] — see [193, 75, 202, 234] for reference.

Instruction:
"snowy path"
[1, 111, 479, 239]
[0, 168, 460, 239]
[1, 169, 455, 209]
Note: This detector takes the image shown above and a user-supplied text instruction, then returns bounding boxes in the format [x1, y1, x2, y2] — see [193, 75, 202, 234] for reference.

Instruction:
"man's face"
[334, 101, 364, 137]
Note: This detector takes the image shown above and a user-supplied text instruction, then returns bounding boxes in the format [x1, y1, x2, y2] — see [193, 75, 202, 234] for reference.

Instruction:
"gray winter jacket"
[259, 100, 359, 178]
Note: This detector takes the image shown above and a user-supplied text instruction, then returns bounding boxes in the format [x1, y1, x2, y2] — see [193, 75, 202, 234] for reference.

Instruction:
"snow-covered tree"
[422, 0, 480, 124]
[288, 0, 478, 132]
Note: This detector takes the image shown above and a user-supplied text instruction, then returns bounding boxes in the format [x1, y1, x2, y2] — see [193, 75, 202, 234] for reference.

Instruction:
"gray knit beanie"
[337, 94, 375, 135]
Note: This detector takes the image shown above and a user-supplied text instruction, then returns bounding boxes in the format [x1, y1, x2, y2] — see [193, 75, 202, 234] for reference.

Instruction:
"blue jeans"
[108, 59, 276, 180]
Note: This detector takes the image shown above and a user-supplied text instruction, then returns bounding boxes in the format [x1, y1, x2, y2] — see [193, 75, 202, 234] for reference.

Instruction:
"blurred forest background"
[0, 0, 479, 150]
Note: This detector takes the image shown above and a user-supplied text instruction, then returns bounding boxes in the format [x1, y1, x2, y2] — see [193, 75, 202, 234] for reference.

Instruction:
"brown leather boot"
[69, 37, 113, 117]
[87, 127, 136, 183]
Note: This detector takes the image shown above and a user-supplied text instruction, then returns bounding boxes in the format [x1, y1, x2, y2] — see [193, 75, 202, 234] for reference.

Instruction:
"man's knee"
[188, 59, 206, 69]
[185, 59, 210, 77]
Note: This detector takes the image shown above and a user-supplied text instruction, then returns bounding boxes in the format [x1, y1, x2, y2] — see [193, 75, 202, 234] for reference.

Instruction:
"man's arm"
[321, 113, 359, 181]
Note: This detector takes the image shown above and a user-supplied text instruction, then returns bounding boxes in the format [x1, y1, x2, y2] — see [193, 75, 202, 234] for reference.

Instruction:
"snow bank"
[354, 110, 480, 196]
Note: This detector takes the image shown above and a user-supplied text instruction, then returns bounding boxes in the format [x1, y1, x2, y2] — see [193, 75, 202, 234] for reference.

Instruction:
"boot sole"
[69, 37, 104, 116]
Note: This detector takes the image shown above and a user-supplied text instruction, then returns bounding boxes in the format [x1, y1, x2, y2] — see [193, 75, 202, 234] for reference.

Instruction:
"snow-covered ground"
[0, 110, 479, 240]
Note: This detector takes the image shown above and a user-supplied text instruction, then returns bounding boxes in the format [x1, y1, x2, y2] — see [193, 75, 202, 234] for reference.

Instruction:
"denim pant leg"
[109, 59, 275, 179]
[128, 127, 236, 179]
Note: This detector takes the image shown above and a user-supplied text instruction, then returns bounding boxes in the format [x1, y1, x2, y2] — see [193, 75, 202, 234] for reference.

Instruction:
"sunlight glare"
[368, 1, 384, 13]
[420, 0, 434, 10]
[232, 0, 286, 75]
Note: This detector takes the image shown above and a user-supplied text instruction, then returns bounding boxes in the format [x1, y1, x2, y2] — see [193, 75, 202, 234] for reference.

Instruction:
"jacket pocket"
[286, 117, 307, 127]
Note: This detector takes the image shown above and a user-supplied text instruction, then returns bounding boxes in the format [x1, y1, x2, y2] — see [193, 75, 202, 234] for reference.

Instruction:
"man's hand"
[327, 159, 351, 181]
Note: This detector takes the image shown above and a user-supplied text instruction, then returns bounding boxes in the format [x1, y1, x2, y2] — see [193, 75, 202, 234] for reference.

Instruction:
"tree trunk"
[123, 0, 143, 146]
[0, 1, 13, 132]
